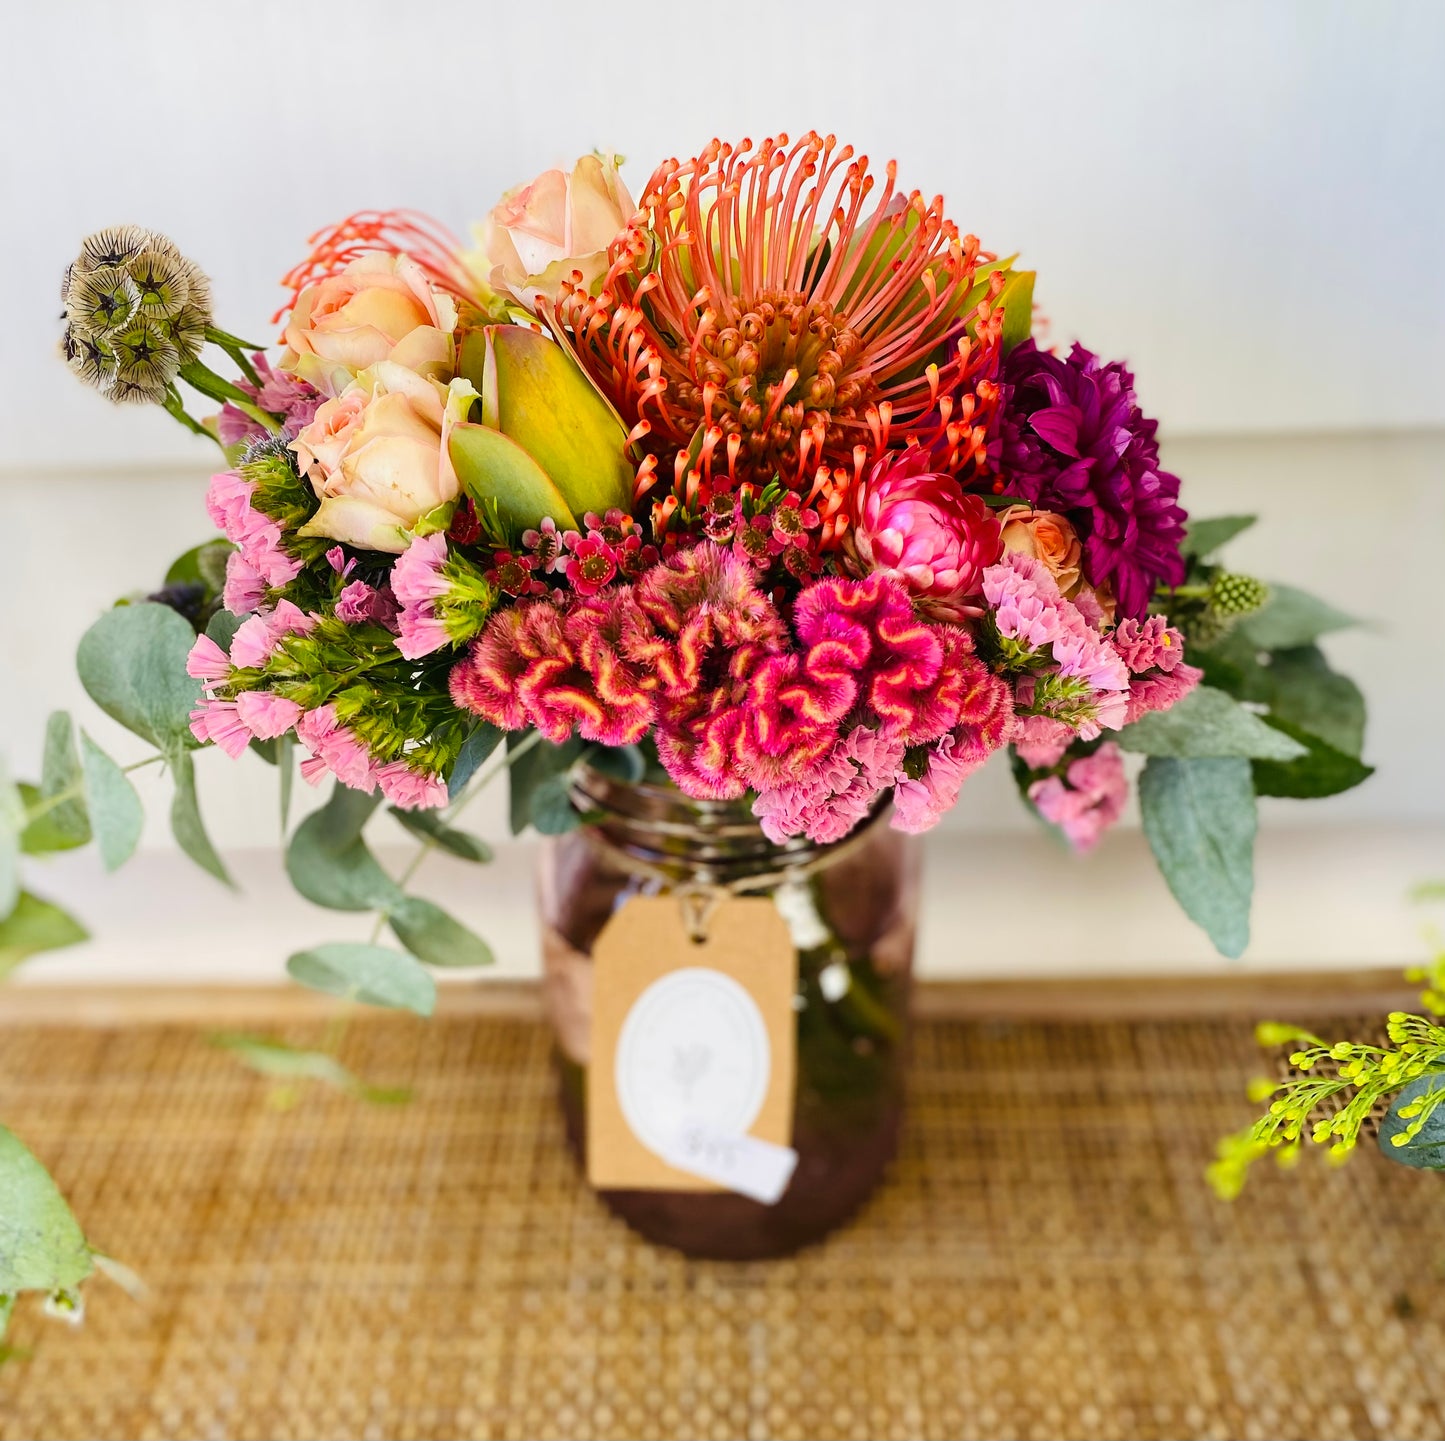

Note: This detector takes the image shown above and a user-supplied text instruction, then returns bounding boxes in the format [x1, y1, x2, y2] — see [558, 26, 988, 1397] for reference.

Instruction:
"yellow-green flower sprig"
[1207, 1013, 1445, 1198]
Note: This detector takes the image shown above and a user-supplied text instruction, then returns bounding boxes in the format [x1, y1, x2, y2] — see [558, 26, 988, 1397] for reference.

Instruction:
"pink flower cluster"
[1029, 743, 1129, 852]
[206, 470, 304, 614]
[215, 354, 323, 450]
[186, 597, 446, 811]
[450, 544, 1018, 841]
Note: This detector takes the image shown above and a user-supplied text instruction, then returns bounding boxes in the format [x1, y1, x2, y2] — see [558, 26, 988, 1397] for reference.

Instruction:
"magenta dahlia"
[998, 341, 1187, 619]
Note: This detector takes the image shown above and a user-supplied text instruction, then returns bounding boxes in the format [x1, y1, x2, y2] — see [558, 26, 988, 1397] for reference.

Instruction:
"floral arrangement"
[16, 131, 1374, 990]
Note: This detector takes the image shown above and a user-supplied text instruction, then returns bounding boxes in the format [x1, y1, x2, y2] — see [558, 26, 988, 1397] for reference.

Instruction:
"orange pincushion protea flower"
[555, 132, 1006, 536]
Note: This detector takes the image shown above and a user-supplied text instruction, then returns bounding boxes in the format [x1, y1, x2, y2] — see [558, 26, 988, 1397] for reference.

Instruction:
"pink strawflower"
[1112, 615, 1186, 674]
[186, 634, 232, 686]
[1124, 663, 1203, 725]
[1013, 714, 1074, 769]
[891, 666, 1016, 834]
[234, 689, 303, 740]
[189, 697, 252, 758]
[375, 760, 447, 811]
[1028, 742, 1128, 852]
[336, 579, 400, 629]
[847, 447, 1003, 619]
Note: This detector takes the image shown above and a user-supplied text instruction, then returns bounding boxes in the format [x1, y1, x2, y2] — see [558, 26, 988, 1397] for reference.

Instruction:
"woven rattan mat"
[1, 1011, 1442, 1441]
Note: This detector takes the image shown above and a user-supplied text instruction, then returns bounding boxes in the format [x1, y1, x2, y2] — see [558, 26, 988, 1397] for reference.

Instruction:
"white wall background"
[1, 0, 1442, 982]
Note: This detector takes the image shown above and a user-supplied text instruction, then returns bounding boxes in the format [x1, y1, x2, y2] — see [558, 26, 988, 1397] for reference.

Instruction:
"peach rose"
[280, 253, 458, 396]
[291, 362, 475, 553]
[997, 505, 1084, 596]
[477, 153, 634, 310]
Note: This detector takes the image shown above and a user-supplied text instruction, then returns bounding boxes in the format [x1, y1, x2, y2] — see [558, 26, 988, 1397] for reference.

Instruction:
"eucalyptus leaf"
[76, 603, 203, 749]
[209, 1032, 411, 1104]
[1378, 1075, 1445, 1170]
[1139, 756, 1256, 959]
[1251, 716, 1374, 799]
[286, 942, 436, 1016]
[1182, 514, 1257, 559]
[1260, 646, 1366, 758]
[168, 749, 232, 887]
[0, 1126, 94, 1299]
[205, 607, 246, 654]
[1117, 686, 1307, 761]
[79, 733, 144, 872]
[285, 784, 398, 912]
[17, 784, 88, 857]
[388, 896, 494, 968]
[583, 744, 646, 783]
[508, 736, 583, 836]
[1234, 584, 1360, 651]
[0, 893, 89, 979]
[389, 807, 492, 863]
[447, 722, 504, 800]
[39, 713, 90, 849]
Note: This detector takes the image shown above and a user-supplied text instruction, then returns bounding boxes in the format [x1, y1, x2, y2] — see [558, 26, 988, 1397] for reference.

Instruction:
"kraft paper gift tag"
[587, 895, 798, 1200]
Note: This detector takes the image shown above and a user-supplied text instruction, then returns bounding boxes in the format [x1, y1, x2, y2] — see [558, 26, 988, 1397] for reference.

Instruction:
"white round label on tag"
[614, 966, 772, 1159]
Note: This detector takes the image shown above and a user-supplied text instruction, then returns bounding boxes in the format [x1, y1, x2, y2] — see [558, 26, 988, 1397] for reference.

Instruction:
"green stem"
[218, 342, 262, 389]
[161, 384, 227, 455]
[1164, 584, 1212, 600]
[22, 755, 164, 826]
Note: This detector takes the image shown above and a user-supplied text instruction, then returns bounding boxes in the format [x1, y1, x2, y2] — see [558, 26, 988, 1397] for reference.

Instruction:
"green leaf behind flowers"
[1139, 756, 1256, 959]
[1182, 514, 1256, 559]
[39, 713, 90, 850]
[1234, 584, 1360, 651]
[1250, 716, 1374, 799]
[168, 749, 232, 887]
[209, 1033, 410, 1105]
[447, 722, 504, 800]
[286, 942, 435, 1016]
[79, 733, 144, 872]
[1117, 686, 1307, 761]
[286, 785, 399, 912]
[1258, 645, 1366, 758]
[1378, 1075, 1445, 1170]
[389, 807, 492, 863]
[0, 893, 89, 980]
[388, 897, 494, 968]
[0, 760, 25, 916]
[508, 736, 584, 836]
[76, 603, 203, 750]
[0, 1126, 94, 1305]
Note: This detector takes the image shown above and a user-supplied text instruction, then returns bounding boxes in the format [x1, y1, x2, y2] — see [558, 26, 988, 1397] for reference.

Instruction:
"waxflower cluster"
[63, 133, 1285, 852]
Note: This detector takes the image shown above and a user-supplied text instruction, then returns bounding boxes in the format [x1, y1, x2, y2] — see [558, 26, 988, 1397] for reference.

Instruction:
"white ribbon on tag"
[660, 1121, 799, 1205]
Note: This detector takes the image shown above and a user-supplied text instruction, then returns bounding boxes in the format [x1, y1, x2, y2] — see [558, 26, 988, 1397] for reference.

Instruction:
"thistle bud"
[1210, 571, 1269, 617]
[60, 226, 213, 404]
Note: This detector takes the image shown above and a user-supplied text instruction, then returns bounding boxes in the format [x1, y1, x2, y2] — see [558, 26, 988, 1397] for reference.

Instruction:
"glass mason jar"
[537, 760, 920, 1260]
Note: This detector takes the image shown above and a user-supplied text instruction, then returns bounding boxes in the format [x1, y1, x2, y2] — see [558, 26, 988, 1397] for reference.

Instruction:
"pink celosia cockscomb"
[847, 448, 1003, 620]
[450, 592, 654, 748]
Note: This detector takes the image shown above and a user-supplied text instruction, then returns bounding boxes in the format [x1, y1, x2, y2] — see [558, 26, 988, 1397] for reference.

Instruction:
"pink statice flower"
[228, 599, 316, 670]
[891, 666, 1016, 834]
[325, 546, 354, 577]
[375, 760, 447, 811]
[1124, 662, 1203, 725]
[188, 697, 252, 758]
[234, 690, 303, 740]
[391, 533, 495, 660]
[186, 634, 232, 685]
[223, 552, 268, 614]
[752, 726, 905, 845]
[1112, 615, 1186, 674]
[1028, 742, 1129, 852]
[216, 354, 323, 449]
[207, 470, 304, 613]
[295, 704, 377, 792]
[1013, 714, 1074, 769]
[336, 579, 400, 629]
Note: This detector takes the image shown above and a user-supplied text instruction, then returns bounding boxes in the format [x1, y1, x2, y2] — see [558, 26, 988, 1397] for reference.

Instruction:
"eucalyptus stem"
[22, 754, 164, 826]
